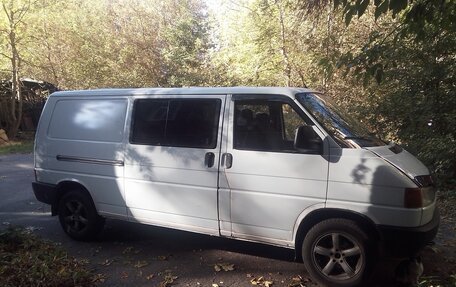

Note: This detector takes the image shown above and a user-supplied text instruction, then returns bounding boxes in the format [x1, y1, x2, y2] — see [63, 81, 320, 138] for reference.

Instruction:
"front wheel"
[58, 190, 105, 241]
[302, 219, 372, 287]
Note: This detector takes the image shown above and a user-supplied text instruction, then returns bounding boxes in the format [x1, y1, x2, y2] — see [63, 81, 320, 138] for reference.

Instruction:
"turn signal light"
[404, 186, 436, 208]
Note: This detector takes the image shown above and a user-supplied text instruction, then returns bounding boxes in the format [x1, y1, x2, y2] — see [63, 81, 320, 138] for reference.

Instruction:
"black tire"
[58, 190, 105, 241]
[302, 219, 372, 287]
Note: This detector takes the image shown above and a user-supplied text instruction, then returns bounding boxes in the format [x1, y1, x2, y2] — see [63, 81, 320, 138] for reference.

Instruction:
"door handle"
[205, 152, 215, 168]
[222, 153, 233, 169]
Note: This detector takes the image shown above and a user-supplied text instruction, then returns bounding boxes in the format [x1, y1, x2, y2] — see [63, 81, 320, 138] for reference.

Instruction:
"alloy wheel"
[312, 232, 365, 280]
[62, 199, 89, 234]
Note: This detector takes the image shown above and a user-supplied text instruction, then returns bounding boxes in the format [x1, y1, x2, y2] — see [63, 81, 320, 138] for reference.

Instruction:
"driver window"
[234, 99, 309, 152]
[283, 103, 306, 141]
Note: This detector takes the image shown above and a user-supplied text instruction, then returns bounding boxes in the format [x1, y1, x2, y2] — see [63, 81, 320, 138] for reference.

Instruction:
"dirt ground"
[419, 214, 456, 286]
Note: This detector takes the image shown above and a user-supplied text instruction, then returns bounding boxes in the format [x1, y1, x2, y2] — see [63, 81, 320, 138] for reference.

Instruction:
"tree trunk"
[4, 3, 24, 140]
[278, 2, 291, 87]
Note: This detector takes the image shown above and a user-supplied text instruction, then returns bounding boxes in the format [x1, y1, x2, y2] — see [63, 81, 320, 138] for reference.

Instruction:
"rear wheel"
[58, 190, 105, 241]
[302, 219, 371, 287]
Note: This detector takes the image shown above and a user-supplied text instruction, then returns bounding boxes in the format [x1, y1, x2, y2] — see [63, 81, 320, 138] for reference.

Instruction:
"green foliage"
[0, 226, 94, 287]
[161, 0, 212, 86]
[0, 140, 33, 155]
[332, 0, 456, 187]
[334, 0, 456, 39]
[11, 0, 212, 89]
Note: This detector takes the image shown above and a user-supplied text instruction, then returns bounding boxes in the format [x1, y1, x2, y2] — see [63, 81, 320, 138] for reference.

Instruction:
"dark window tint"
[131, 99, 221, 148]
[234, 99, 309, 152]
[131, 100, 167, 145]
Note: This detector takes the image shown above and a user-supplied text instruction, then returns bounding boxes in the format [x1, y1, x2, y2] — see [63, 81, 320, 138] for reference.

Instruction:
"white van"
[32, 87, 439, 286]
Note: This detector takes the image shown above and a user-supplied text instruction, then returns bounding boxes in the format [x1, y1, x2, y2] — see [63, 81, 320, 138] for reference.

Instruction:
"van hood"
[365, 143, 429, 180]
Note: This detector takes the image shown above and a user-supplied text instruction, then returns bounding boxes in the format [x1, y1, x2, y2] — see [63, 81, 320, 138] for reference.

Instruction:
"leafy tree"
[160, 0, 212, 87]
[305, 0, 456, 186]
[0, 0, 44, 139]
[25, 0, 211, 89]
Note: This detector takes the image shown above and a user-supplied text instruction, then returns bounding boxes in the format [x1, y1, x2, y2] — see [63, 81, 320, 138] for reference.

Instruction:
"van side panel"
[124, 146, 220, 234]
[326, 148, 421, 227]
[35, 97, 128, 217]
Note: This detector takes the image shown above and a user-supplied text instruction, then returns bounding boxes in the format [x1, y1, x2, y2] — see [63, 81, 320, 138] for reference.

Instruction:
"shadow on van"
[100, 219, 296, 262]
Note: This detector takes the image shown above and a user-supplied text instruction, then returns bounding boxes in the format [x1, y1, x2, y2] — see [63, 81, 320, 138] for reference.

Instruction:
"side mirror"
[294, 125, 323, 154]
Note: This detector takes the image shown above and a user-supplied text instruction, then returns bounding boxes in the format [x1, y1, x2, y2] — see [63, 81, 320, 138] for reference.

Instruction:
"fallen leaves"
[134, 260, 149, 268]
[250, 276, 273, 286]
[288, 275, 311, 287]
[92, 273, 107, 283]
[214, 262, 235, 272]
[160, 271, 178, 287]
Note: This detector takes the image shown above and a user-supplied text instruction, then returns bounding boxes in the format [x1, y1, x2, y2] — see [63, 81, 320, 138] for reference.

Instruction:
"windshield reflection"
[296, 93, 385, 148]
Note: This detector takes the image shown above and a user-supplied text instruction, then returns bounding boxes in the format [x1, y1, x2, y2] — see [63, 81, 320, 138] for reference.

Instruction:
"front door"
[124, 95, 225, 235]
[220, 94, 329, 245]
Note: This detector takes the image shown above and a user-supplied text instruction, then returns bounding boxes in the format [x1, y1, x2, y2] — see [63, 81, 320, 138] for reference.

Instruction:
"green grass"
[0, 226, 95, 287]
[0, 141, 33, 155]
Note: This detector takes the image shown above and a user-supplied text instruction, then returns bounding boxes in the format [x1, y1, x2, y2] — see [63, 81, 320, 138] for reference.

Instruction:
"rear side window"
[48, 99, 127, 142]
[131, 99, 221, 149]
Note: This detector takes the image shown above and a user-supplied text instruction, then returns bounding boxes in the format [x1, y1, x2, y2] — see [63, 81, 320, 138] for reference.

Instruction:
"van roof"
[50, 87, 315, 98]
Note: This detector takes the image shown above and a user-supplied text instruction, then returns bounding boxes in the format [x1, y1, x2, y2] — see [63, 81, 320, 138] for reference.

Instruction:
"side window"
[131, 100, 167, 145]
[282, 103, 306, 141]
[234, 99, 309, 152]
[131, 99, 221, 149]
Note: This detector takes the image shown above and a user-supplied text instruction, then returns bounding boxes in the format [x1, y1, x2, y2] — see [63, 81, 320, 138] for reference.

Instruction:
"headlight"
[421, 186, 436, 206]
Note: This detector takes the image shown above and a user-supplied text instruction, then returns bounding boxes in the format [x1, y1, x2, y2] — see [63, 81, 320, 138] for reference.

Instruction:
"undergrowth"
[0, 226, 95, 287]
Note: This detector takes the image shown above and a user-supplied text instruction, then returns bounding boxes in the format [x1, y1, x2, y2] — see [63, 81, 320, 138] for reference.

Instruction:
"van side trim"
[56, 155, 124, 166]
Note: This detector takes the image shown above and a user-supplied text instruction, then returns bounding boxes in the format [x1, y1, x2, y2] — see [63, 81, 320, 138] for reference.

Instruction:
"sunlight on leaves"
[250, 276, 274, 286]
[160, 271, 179, 287]
[146, 274, 154, 280]
[288, 275, 311, 287]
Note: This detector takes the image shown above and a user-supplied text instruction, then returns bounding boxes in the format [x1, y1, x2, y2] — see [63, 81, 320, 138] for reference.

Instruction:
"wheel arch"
[52, 180, 94, 215]
[294, 208, 380, 261]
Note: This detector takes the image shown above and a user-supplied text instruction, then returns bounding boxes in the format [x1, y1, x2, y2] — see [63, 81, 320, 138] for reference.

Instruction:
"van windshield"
[296, 93, 385, 147]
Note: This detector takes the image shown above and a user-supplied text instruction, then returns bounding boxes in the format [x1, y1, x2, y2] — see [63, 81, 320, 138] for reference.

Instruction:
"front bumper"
[377, 207, 440, 257]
